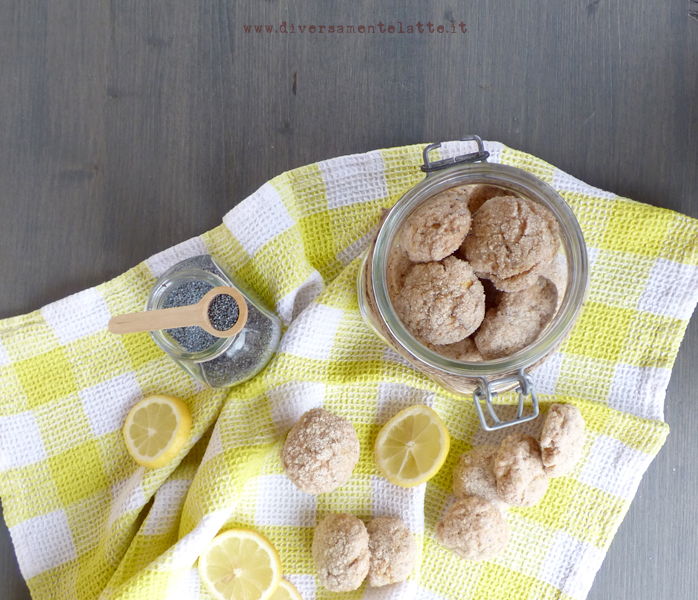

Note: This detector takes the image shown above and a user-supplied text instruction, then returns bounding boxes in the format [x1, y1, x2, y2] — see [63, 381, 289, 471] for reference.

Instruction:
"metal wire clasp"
[473, 369, 539, 431]
[421, 134, 490, 173]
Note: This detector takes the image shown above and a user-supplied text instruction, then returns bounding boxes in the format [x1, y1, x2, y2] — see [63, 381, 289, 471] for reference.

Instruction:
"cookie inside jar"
[387, 184, 568, 362]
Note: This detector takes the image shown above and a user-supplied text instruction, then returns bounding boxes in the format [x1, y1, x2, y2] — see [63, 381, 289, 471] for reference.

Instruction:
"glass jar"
[147, 254, 282, 388]
[357, 137, 589, 430]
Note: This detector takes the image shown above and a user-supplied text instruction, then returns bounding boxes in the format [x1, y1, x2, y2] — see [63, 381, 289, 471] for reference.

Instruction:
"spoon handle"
[108, 304, 204, 335]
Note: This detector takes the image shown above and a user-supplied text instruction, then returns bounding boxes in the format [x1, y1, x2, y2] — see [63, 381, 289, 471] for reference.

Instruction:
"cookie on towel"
[540, 403, 585, 477]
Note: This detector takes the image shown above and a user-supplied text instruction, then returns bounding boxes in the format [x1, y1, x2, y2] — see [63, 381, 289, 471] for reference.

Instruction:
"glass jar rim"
[147, 267, 235, 362]
[371, 161, 589, 378]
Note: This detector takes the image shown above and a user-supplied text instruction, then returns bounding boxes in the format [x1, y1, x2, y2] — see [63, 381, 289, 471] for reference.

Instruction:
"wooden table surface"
[1, 2, 697, 599]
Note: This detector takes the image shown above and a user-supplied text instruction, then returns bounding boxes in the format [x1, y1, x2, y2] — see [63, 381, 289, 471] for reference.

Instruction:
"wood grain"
[1, 1, 697, 599]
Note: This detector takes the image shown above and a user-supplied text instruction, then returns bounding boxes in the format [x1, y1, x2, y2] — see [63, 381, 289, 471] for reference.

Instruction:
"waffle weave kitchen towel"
[1, 140, 697, 600]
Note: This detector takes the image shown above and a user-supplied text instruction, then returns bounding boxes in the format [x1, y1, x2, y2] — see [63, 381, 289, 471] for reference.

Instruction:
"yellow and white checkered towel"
[1, 140, 697, 600]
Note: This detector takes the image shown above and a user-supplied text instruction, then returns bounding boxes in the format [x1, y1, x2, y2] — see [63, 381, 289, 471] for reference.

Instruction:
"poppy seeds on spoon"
[207, 293, 239, 331]
[162, 280, 216, 352]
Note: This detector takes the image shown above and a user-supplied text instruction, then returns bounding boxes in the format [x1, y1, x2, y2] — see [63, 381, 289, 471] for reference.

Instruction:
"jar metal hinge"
[421, 134, 490, 173]
[473, 369, 539, 431]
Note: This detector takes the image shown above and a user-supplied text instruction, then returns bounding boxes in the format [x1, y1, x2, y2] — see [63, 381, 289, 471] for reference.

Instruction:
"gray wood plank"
[1, 1, 697, 599]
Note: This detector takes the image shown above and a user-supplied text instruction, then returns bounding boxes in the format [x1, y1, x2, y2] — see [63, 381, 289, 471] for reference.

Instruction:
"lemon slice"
[375, 404, 450, 487]
[122, 394, 191, 469]
[268, 580, 302, 600]
[198, 529, 282, 600]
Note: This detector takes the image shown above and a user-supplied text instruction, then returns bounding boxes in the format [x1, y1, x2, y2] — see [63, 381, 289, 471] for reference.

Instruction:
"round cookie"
[465, 184, 509, 214]
[485, 264, 547, 293]
[474, 277, 557, 359]
[541, 251, 568, 311]
[453, 445, 509, 512]
[281, 408, 360, 495]
[313, 514, 370, 592]
[540, 404, 585, 477]
[435, 497, 510, 560]
[387, 245, 415, 302]
[428, 184, 508, 215]
[427, 337, 483, 362]
[461, 196, 559, 284]
[393, 256, 486, 345]
[494, 433, 548, 507]
[400, 194, 472, 263]
[366, 516, 417, 587]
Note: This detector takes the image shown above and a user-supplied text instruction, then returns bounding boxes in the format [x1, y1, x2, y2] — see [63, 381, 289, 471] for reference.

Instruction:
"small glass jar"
[357, 137, 589, 430]
[147, 254, 282, 388]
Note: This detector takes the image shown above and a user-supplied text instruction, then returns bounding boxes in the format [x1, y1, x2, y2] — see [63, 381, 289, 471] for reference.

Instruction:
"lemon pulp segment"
[199, 530, 282, 600]
[375, 405, 450, 487]
[129, 401, 178, 457]
[122, 395, 191, 469]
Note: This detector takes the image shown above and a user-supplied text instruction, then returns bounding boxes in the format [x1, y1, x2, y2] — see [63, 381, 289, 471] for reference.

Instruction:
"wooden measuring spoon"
[108, 286, 248, 337]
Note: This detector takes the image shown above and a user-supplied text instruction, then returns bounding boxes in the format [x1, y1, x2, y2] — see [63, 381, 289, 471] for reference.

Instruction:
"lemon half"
[198, 529, 282, 600]
[122, 394, 191, 469]
[375, 404, 450, 487]
[268, 580, 303, 600]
